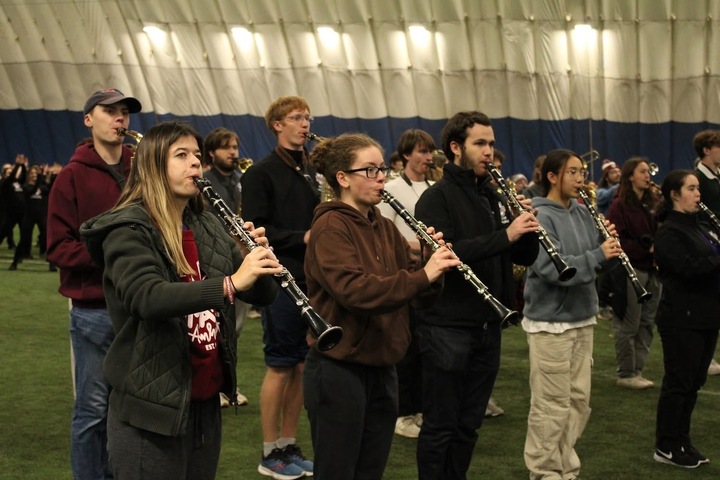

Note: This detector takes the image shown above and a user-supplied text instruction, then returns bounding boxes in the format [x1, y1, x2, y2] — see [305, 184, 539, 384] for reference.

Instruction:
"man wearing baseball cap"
[48, 88, 142, 479]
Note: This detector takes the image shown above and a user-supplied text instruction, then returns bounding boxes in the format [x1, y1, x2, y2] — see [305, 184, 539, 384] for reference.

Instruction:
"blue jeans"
[70, 306, 114, 480]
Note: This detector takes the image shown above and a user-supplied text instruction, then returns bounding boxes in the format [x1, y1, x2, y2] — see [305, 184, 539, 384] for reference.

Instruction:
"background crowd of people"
[2, 87, 719, 480]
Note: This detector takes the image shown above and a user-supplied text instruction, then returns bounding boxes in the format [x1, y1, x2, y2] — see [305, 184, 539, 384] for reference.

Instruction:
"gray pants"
[613, 269, 661, 378]
[107, 396, 222, 480]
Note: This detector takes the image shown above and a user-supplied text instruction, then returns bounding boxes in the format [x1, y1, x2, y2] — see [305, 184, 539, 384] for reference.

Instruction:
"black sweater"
[240, 148, 320, 281]
[654, 210, 720, 331]
[415, 163, 539, 328]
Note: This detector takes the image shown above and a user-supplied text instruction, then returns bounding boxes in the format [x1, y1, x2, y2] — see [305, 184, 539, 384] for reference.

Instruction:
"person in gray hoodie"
[522, 149, 621, 480]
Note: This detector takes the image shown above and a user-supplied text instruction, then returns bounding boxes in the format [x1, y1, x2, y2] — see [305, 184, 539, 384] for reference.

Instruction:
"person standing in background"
[521, 155, 546, 199]
[596, 160, 622, 215]
[241, 96, 318, 479]
[377, 128, 436, 439]
[606, 157, 661, 390]
[692, 129, 720, 375]
[9, 163, 52, 270]
[0, 154, 28, 251]
[47, 88, 142, 480]
[202, 127, 251, 408]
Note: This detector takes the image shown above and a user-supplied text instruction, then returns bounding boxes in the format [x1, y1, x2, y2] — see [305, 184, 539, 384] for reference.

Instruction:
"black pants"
[397, 309, 422, 416]
[304, 349, 397, 480]
[416, 323, 501, 480]
[107, 396, 222, 480]
[12, 203, 46, 264]
[656, 326, 718, 451]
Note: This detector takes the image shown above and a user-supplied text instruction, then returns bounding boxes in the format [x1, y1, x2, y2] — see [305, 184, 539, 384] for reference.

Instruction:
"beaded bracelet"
[224, 276, 235, 305]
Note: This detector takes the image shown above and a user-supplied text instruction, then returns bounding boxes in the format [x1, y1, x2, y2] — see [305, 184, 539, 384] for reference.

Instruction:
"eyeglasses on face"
[343, 165, 391, 178]
[566, 167, 589, 179]
[284, 114, 314, 124]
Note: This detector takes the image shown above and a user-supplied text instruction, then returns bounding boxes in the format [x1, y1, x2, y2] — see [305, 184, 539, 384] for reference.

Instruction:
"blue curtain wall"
[1, 109, 715, 181]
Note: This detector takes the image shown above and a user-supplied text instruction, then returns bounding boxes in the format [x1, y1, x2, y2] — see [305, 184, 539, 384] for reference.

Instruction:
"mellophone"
[193, 177, 344, 351]
[576, 189, 653, 304]
[116, 127, 343, 351]
[487, 164, 578, 282]
[380, 190, 521, 328]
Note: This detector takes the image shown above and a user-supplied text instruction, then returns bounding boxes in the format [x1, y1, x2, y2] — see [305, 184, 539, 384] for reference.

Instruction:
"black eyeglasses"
[343, 166, 391, 178]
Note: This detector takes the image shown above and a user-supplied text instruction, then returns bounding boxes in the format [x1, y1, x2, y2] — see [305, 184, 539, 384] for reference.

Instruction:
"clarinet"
[194, 177, 343, 351]
[698, 202, 720, 247]
[699, 202, 720, 232]
[487, 164, 577, 282]
[380, 190, 521, 328]
[576, 189, 653, 304]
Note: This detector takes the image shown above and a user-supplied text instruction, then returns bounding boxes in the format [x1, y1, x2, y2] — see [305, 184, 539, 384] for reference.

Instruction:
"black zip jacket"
[654, 210, 720, 331]
[414, 163, 539, 328]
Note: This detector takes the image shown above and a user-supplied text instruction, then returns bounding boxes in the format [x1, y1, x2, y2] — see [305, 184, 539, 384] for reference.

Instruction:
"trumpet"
[117, 127, 143, 143]
[380, 190, 521, 328]
[194, 176, 343, 351]
[304, 132, 336, 201]
[487, 164, 577, 282]
[234, 157, 253, 173]
[117, 127, 143, 163]
[576, 188, 653, 304]
[579, 150, 600, 164]
[305, 132, 327, 142]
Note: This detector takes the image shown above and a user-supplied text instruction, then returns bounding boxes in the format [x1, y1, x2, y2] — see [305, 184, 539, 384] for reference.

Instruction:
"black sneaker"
[654, 448, 702, 468]
[684, 445, 710, 465]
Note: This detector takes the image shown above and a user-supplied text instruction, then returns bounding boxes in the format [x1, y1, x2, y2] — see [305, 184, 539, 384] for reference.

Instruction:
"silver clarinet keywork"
[380, 190, 521, 328]
[194, 177, 343, 351]
[698, 202, 720, 247]
[577, 188, 652, 304]
[488, 164, 577, 282]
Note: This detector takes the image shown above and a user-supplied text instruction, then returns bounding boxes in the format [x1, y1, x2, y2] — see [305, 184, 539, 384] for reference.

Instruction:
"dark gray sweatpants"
[107, 396, 222, 480]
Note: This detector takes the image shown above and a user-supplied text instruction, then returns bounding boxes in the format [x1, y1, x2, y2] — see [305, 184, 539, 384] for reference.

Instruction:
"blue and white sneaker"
[283, 444, 314, 476]
[258, 448, 305, 479]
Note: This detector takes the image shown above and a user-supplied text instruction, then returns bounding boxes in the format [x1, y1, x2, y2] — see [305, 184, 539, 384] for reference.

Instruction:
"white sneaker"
[485, 397, 505, 417]
[597, 306, 613, 321]
[395, 415, 421, 438]
[220, 391, 249, 408]
[617, 376, 653, 390]
[636, 373, 655, 388]
[708, 359, 720, 376]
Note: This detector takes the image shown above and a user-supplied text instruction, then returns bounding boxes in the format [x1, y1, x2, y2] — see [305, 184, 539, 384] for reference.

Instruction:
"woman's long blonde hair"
[115, 121, 204, 276]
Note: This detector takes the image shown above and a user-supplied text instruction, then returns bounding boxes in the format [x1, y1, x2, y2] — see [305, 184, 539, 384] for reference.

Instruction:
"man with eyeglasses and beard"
[241, 96, 318, 479]
[414, 111, 540, 480]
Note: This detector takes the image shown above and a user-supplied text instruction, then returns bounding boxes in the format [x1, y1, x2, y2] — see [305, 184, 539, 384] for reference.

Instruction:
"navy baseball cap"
[83, 88, 142, 115]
